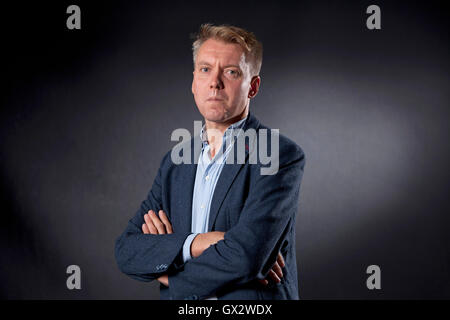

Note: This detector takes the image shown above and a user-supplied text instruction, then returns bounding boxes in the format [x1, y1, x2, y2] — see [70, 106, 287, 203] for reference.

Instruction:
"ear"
[248, 76, 261, 98]
[191, 71, 195, 95]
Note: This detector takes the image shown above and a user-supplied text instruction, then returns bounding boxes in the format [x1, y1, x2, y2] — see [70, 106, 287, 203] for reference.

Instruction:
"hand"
[141, 210, 173, 235]
[141, 209, 172, 287]
[259, 252, 285, 286]
[190, 231, 225, 258]
[157, 274, 169, 287]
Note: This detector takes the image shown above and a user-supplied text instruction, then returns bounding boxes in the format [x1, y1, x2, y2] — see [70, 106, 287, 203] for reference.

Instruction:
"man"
[115, 24, 305, 300]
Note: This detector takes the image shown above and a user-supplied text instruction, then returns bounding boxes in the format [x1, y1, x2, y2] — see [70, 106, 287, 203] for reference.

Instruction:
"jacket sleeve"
[115, 152, 191, 282]
[168, 144, 305, 300]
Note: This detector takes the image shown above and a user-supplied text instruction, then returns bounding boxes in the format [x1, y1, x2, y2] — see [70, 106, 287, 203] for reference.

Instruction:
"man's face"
[192, 39, 252, 123]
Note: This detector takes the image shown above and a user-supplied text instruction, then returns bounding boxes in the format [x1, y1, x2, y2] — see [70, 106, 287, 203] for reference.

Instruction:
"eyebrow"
[196, 61, 242, 69]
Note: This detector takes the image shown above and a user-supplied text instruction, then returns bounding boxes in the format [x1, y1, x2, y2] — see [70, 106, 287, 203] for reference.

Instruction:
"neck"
[204, 107, 249, 158]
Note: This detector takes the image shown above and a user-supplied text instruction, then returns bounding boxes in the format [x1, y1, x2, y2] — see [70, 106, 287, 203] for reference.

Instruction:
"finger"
[258, 279, 269, 286]
[158, 210, 173, 234]
[268, 269, 281, 283]
[277, 252, 285, 268]
[149, 210, 166, 234]
[144, 214, 158, 234]
[144, 213, 158, 234]
[142, 223, 150, 234]
[272, 262, 283, 279]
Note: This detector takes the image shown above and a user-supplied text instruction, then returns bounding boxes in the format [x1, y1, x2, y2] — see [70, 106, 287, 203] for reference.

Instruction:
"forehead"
[196, 38, 246, 65]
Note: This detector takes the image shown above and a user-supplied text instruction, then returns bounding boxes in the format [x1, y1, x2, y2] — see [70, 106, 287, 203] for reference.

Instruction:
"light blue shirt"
[182, 117, 247, 263]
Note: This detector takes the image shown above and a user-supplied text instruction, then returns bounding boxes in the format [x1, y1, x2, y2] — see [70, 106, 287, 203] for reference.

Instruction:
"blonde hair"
[192, 23, 263, 77]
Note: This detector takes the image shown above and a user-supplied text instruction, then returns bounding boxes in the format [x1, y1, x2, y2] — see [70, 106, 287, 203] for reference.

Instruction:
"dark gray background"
[1, 0, 449, 299]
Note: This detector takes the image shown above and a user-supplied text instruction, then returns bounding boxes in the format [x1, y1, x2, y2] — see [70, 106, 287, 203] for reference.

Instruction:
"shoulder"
[256, 122, 305, 166]
[159, 136, 197, 169]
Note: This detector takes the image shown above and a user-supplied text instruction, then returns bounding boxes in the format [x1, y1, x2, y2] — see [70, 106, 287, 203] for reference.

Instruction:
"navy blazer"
[115, 113, 305, 300]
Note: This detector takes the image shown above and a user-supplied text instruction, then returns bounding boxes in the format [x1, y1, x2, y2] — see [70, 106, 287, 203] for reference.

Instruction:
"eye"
[200, 67, 209, 72]
[226, 69, 240, 77]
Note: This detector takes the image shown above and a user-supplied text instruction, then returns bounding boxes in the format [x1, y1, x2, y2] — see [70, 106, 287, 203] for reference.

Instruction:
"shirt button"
[205, 175, 210, 180]
[200, 204, 205, 209]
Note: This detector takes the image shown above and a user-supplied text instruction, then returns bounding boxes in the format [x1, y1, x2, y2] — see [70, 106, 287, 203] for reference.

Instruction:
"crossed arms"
[115, 143, 305, 299]
[141, 209, 285, 287]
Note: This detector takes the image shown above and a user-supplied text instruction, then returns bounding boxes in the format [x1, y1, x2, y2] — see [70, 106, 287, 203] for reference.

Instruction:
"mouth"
[207, 96, 225, 101]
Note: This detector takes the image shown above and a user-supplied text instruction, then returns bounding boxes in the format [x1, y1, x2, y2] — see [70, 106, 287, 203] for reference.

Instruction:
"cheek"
[232, 83, 249, 101]
[193, 78, 207, 95]
[192, 85, 202, 100]
[241, 80, 251, 93]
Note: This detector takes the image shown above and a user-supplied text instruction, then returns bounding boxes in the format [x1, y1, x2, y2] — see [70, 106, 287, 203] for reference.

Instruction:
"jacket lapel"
[207, 113, 261, 230]
[173, 133, 203, 235]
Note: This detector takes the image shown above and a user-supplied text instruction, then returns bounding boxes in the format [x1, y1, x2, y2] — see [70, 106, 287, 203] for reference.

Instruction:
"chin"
[202, 107, 228, 122]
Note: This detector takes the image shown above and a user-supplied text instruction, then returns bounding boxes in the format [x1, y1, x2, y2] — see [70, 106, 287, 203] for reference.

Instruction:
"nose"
[209, 69, 224, 90]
